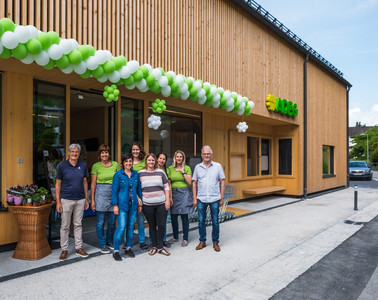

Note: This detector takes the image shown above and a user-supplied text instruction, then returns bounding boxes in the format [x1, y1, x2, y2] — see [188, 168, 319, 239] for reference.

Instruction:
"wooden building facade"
[0, 0, 351, 245]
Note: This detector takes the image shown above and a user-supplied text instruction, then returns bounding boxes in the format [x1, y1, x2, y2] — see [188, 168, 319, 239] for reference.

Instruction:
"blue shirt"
[192, 161, 225, 203]
[56, 160, 89, 200]
[111, 169, 142, 211]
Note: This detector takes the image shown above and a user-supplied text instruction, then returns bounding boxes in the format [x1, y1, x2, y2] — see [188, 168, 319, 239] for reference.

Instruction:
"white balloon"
[127, 60, 139, 73]
[161, 85, 171, 97]
[225, 104, 234, 112]
[212, 99, 220, 108]
[14, 26, 30, 43]
[193, 81, 202, 90]
[198, 88, 206, 98]
[125, 82, 136, 90]
[61, 65, 73, 74]
[166, 71, 176, 80]
[223, 91, 231, 99]
[59, 39, 73, 54]
[98, 73, 109, 83]
[198, 96, 207, 105]
[1, 32, 19, 49]
[239, 101, 246, 110]
[34, 51, 50, 66]
[86, 56, 99, 70]
[20, 53, 34, 64]
[227, 98, 234, 106]
[203, 82, 211, 87]
[153, 126, 158, 130]
[26, 25, 39, 39]
[68, 38, 79, 50]
[143, 63, 153, 72]
[180, 83, 188, 94]
[210, 86, 217, 95]
[109, 70, 121, 83]
[158, 76, 168, 87]
[73, 61, 87, 74]
[248, 101, 255, 109]
[180, 91, 189, 100]
[138, 86, 149, 93]
[103, 50, 113, 61]
[94, 50, 106, 64]
[151, 68, 162, 80]
[214, 93, 221, 102]
[160, 130, 169, 139]
[47, 44, 63, 60]
[175, 75, 185, 86]
[237, 107, 245, 115]
[119, 66, 131, 79]
[136, 78, 147, 89]
[217, 87, 224, 93]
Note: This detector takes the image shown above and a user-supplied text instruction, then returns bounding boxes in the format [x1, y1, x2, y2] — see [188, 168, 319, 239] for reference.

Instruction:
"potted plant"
[36, 187, 49, 205]
[7, 185, 27, 206]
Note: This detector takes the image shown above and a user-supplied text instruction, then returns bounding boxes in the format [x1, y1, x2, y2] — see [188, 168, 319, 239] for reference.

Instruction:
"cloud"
[349, 105, 378, 126]
[355, 0, 378, 11]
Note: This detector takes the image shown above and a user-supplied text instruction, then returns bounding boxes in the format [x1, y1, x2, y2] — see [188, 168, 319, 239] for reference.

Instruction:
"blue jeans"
[114, 208, 138, 251]
[171, 214, 189, 241]
[135, 211, 146, 244]
[197, 199, 220, 243]
[96, 211, 115, 248]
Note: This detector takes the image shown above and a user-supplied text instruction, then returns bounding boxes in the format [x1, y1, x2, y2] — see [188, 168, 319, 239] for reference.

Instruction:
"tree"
[350, 126, 378, 164]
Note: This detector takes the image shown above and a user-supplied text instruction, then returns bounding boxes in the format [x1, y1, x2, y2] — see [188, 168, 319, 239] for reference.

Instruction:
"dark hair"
[128, 142, 146, 160]
[157, 152, 168, 174]
[97, 144, 111, 161]
[121, 153, 133, 169]
[144, 153, 158, 169]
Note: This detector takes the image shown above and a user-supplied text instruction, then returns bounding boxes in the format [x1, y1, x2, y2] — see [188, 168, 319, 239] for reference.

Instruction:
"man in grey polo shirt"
[192, 145, 225, 252]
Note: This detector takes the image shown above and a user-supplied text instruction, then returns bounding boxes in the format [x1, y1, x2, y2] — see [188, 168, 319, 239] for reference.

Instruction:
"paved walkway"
[0, 177, 377, 299]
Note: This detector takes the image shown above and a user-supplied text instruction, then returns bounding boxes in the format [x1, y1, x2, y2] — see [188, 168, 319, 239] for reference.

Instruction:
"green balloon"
[161, 100, 166, 105]
[112, 57, 123, 70]
[156, 107, 162, 114]
[171, 89, 180, 98]
[166, 74, 173, 85]
[206, 92, 214, 101]
[203, 85, 210, 94]
[12, 43, 28, 59]
[68, 50, 82, 65]
[170, 81, 179, 93]
[146, 74, 156, 86]
[106, 87, 114, 94]
[103, 91, 109, 98]
[106, 97, 113, 103]
[162, 105, 166, 111]
[0, 22, 4, 37]
[204, 98, 213, 107]
[108, 94, 115, 101]
[102, 60, 115, 73]
[232, 100, 240, 113]
[0, 18, 15, 32]
[132, 70, 143, 82]
[86, 45, 95, 56]
[189, 93, 198, 101]
[114, 96, 119, 101]
[150, 81, 161, 93]
[111, 84, 117, 89]
[118, 56, 127, 66]
[189, 86, 198, 96]
[80, 69, 92, 78]
[244, 104, 252, 116]
[220, 96, 228, 109]
[113, 89, 120, 96]
[43, 59, 55, 70]
[48, 31, 60, 44]
[92, 65, 105, 78]
[159, 67, 165, 76]
[78, 45, 90, 61]
[123, 75, 134, 86]
[184, 78, 193, 89]
[217, 89, 223, 96]
[26, 39, 42, 55]
[0, 48, 11, 59]
[140, 66, 149, 78]
[37, 32, 52, 50]
[152, 102, 158, 109]
[56, 55, 70, 69]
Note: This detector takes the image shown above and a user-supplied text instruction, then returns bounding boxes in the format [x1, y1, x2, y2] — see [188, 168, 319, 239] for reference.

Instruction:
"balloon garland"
[152, 99, 167, 114]
[0, 17, 255, 113]
[103, 84, 120, 102]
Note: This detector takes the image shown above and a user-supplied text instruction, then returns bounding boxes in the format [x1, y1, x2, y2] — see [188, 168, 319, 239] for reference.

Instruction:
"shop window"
[247, 137, 259, 176]
[279, 139, 292, 175]
[33, 80, 66, 189]
[149, 105, 202, 170]
[261, 139, 271, 175]
[322, 145, 335, 176]
[121, 98, 144, 154]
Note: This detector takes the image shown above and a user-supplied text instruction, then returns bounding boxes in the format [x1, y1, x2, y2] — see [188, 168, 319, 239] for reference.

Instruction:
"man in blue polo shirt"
[192, 145, 225, 252]
[56, 143, 89, 261]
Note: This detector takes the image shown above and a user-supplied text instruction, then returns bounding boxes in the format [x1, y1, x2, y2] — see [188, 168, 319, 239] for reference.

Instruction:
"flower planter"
[7, 193, 14, 204]
[13, 196, 23, 206]
[9, 202, 55, 260]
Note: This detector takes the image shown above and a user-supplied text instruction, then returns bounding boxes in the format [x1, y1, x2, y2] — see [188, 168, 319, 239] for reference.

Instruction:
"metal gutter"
[347, 86, 350, 187]
[304, 54, 309, 199]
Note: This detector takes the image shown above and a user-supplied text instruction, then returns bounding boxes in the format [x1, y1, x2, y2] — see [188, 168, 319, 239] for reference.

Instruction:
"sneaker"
[140, 243, 149, 251]
[59, 250, 68, 261]
[122, 245, 127, 251]
[181, 240, 188, 247]
[167, 238, 179, 244]
[100, 246, 111, 254]
[163, 241, 171, 248]
[113, 251, 122, 261]
[106, 243, 114, 250]
[125, 248, 135, 258]
[75, 248, 89, 258]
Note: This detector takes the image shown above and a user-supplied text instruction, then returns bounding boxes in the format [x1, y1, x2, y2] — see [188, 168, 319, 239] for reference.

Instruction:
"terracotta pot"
[25, 203, 33, 206]
[41, 200, 47, 205]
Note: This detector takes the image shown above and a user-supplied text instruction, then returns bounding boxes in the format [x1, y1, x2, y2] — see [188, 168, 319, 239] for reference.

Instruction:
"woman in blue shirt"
[111, 153, 143, 261]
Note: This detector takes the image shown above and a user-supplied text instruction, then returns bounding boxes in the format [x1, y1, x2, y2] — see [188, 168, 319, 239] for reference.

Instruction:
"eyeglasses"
[202, 153, 211, 156]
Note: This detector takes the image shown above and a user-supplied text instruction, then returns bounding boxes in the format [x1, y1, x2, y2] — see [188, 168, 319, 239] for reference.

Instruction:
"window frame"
[322, 145, 335, 178]
[278, 138, 292, 176]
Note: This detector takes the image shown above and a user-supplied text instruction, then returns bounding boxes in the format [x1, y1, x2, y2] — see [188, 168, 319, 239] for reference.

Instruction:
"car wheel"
[368, 175, 373, 181]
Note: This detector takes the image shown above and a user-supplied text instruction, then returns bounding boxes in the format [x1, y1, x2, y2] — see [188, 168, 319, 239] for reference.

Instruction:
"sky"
[256, 0, 378, 127]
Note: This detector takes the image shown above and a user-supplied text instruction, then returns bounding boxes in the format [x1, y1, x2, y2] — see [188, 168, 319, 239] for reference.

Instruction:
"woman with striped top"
[139, 153, 171, 256]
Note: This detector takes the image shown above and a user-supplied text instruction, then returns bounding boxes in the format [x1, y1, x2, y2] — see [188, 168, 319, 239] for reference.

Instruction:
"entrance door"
[70, 89, 115, 170]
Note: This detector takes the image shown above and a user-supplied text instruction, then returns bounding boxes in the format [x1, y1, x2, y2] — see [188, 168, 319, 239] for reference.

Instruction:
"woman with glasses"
[91, 144, 119, 254]
[111, 153, 143, 261]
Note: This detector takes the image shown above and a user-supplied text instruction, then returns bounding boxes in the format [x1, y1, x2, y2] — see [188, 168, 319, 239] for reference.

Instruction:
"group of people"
[55, 142, 225, 262]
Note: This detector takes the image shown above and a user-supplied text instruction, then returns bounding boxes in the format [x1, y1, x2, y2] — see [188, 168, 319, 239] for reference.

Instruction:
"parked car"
[349, 161, 373, 180]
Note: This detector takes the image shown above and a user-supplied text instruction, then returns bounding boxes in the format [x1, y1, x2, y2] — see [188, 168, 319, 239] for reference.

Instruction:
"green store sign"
[266, 94, 298, 117]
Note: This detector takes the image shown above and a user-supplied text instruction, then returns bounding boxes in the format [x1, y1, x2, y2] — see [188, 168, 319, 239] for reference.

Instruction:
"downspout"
[303, 54, 309, 199]
[347, 86, 350, 187]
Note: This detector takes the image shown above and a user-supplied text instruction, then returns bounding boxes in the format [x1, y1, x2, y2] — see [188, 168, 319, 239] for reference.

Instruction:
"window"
[33, 80, 66, 189]
[247, 137, 271, 176]
[322, 145, 334, 176]
[279, 139, 292, 175]
[121, 98, 144, 154]
[149, 105, 202, 170]
[261, 139, 271, 175]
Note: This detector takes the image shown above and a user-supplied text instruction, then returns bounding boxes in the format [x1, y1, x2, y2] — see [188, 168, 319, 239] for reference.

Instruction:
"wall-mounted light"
[77, 93, 84, 100]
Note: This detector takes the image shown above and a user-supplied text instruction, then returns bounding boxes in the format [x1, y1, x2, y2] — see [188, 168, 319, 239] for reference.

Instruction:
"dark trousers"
[143, 204, 167, 249]
[171, 214, 189, 241]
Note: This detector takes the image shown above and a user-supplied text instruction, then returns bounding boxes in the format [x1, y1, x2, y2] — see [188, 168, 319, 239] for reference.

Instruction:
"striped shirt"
[139, 169, 169, 206]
